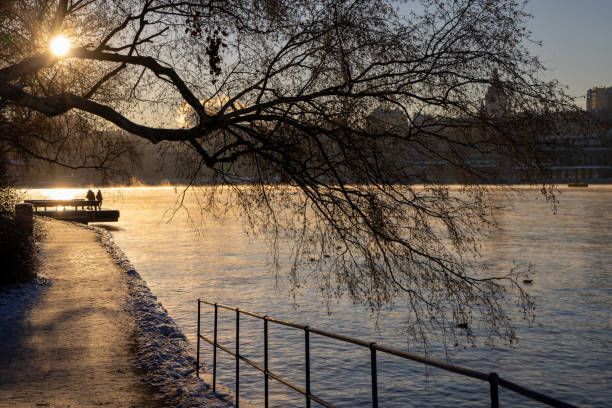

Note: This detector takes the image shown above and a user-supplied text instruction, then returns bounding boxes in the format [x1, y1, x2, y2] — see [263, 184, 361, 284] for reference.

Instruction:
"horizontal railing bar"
[199, 300, 577, 408]
[307, 393, 334, 408]
[308, 327, 490, 382]
[198, 299, 306, 329]
[498, 378, 578, 408]
[202, 335, 264, 375]
[198, 299, 491, 380]
[308, 326, 375, 348]
[198, 300, 497, 381]
[373, 343, 489, 382]
[200, 334, 334, 407]
[239, 309, 267, 319]
[264, 316, 306, 330]
[200, 300, 244, 313]
[265, 369, 334, 408]
[200, 335, 235, 357]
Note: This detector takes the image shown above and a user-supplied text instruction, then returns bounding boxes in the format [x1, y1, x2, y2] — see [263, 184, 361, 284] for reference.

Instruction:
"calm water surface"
[27, 187, 611, 407]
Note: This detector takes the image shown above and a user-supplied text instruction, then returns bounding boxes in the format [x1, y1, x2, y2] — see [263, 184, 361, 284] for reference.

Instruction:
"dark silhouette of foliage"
[0, 0, 588, 346]
[0, 151, 39, 286]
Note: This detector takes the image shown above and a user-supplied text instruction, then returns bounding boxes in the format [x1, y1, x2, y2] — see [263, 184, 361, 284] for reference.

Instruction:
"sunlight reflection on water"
[26, 186, 612, 407]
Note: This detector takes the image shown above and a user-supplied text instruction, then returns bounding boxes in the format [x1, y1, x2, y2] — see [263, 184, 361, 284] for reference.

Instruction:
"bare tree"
[0, 0, 585, 346]
[0, 0, 140, 182]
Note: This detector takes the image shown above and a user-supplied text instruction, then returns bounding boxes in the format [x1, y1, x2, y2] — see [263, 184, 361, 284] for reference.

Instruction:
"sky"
[523, 0, 612, 108]
[142, 0, 612, 127]
[396, 0, 612, 109]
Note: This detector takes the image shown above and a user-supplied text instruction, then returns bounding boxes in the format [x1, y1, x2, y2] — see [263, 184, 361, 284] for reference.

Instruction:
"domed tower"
[484, 71, 510, 117]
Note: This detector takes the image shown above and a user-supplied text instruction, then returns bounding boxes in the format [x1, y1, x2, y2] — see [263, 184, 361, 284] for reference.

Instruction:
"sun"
[50, 35, 71, 56]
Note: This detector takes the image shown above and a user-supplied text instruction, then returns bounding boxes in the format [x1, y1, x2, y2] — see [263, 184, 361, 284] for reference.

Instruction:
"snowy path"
[0, 220, 162, 407]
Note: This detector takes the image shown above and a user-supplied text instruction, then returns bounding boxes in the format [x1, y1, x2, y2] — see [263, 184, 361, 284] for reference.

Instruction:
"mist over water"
[27, 186, 612, 407]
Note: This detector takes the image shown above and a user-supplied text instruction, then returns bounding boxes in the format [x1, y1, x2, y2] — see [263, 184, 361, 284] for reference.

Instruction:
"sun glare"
[50, 35, 70, 56]
[42, 188, 80, 200]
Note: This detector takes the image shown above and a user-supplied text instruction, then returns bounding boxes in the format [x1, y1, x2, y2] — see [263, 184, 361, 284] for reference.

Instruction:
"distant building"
[365, 107, 409, 133]
[586, 86, 612, 119]
[484, 72, 511, 117]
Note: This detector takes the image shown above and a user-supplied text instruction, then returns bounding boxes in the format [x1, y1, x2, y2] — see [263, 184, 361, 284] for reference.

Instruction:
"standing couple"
[86, 189, 103, 210]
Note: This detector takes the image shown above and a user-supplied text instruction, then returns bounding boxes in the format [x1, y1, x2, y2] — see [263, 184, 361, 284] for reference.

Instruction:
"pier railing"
[196, 299, 577, 408]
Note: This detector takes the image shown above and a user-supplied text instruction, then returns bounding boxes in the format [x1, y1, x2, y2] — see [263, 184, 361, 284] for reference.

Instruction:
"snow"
[86, 225, 237, 408]
[1, 218, 241, 407]
[0, 226, 50, 328]
[0, 275, 50, 328]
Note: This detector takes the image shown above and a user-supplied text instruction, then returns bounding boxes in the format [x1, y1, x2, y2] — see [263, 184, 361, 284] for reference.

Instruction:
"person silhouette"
[86, 189, 95, 210]
[96, 190, 103, 210]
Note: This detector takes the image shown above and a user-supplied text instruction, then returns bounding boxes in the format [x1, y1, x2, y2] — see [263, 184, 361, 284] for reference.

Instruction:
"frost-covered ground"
[0, 275, 50, 335]
[0, 223, 50, 352]
[2, 219, 170, 407]
[0, 218, 241, 407]
[90, 225, 239, 408]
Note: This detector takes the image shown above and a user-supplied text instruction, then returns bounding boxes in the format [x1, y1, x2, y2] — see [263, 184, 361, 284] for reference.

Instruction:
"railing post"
[213, 303, 218, 393]
[196, 299, 201, 377]
[264, 316, 269, 408]
[489, 372, 500, 408]
[304, 326, 311, 408]
[370, 342, 378, 408]
[236, 309, 240, 408]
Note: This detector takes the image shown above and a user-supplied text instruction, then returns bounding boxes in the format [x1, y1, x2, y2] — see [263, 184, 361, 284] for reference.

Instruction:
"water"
[26, 187, 612, 407]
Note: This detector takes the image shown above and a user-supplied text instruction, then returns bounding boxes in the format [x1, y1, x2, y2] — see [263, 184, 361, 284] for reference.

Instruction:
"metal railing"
[196, 299, 577, 408]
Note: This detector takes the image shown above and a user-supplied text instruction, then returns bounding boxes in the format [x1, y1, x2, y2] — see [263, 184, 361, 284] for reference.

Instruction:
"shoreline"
[0, 218, 236, 408]
[0, 219, 164, 407]
[85, 222, 237, 407]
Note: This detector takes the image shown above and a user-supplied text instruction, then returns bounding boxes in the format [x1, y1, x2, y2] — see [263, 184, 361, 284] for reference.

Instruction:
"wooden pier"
[24, 199, 120, 224]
